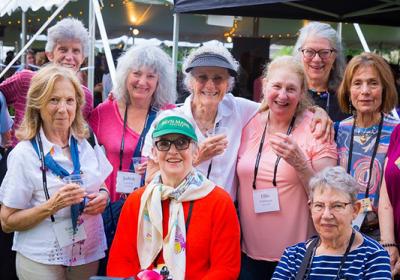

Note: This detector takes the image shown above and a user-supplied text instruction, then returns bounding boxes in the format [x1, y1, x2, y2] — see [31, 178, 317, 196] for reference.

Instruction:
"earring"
[349, 99, 353, 115]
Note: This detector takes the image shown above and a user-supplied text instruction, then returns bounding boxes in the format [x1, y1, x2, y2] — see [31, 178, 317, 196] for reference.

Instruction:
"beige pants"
[16, 252, 99, 280]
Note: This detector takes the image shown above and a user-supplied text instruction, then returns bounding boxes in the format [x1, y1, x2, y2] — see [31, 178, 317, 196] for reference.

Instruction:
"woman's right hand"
[46, 183, 86, 214]
[195, 134, 228, 165]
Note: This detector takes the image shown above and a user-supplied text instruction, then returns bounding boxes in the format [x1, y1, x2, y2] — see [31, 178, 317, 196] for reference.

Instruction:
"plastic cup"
[205, 126, 228, 137]
[132, 156, 148, 174]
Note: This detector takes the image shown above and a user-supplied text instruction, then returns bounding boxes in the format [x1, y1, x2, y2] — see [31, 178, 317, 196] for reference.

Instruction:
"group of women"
[0, 17, 399, 280]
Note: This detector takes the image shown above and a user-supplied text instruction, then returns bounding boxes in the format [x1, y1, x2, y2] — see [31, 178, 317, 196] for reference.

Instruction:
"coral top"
[237, 111, 338, 261]
[107, 186, 241, 279]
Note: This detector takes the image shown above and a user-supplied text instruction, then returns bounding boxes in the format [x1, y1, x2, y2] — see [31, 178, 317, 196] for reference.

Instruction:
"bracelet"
[380, 243, 397, 248]
[99, 187, 110, 205]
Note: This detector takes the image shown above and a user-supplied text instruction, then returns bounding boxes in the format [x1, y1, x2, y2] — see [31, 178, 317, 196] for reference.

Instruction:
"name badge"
[253, 188, 280, 213]
[352, 198, 372, 230]
[53, 219, 87, 248]
[116, 171, 142, 193]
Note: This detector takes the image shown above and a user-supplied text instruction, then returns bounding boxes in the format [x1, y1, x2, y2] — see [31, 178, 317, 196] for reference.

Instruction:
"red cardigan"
[107, 186, 241, 279]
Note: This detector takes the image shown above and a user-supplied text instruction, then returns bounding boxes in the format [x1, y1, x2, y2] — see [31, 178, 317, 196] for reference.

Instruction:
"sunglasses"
[155, 137, 192, 151]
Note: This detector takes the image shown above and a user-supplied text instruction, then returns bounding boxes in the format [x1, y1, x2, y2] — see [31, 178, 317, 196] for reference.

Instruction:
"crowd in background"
[0, 17, 399, 280]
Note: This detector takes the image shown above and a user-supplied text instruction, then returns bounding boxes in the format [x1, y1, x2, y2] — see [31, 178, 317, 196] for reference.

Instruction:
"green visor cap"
[152, 116, 198, 142]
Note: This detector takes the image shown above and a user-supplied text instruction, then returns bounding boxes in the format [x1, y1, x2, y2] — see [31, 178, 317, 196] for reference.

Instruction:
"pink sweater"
[89, 100, 140, 202]
[0, 69, 93, 146]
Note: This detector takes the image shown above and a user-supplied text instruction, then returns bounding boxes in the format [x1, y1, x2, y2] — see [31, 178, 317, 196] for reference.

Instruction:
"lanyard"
[31, 134, 82, 223]
[252, 114, 296, 189]
[346, 113, 383, 198]
[304, 230, 355, 280]
[119, 105, 157, 171]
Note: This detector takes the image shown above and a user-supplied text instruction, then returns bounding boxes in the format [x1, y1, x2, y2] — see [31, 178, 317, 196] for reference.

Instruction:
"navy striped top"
[272, 234, 391, 279]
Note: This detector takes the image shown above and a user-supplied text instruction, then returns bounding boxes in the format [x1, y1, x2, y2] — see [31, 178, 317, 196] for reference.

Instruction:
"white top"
[143, 93, 259, 200]
[0, 128, 112, 266]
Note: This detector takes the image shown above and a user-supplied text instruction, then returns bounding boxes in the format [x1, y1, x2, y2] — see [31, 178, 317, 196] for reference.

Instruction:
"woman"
[379, 124, 400, 277]
[336, 52, 399, 239]
[144, 45, 332, 201]
[0, 18, 93, 148]
[107, 113, 241, 279]
[89, 45, 176, 202]
[237, 56, 337, 279]
[294, 21, 348, 122]
[0, 64, 112, 279]
[273, 166, 391, 279]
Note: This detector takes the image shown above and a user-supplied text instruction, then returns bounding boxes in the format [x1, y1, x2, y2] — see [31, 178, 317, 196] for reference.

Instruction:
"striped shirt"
[272, 234, 391, 279]
[0, 69, 93, 147]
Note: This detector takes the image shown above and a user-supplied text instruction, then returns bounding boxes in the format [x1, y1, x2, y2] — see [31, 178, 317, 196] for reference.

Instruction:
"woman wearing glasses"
[294, 21, 349, 122]
[143, 45, 332, 202]
[107, 112, 241, 279]
[237, 56, 337, 279]
[336, 53, 399, 240]
[273, 166, 391, 279]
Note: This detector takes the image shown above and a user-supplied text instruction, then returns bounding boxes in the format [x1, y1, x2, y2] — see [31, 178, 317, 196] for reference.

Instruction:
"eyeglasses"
[155, 137, 191, 151]
[309, 201, 352, 214]
[193, 74, 229, 85]
[300, 48, 337, 60]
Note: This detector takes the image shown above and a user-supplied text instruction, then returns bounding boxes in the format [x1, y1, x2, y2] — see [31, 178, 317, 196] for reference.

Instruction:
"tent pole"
[337, 22, 342, 43]
[0, 0, 70, 80]
[353, 23, 370, 52]
[88, 0, 95, 94]
[92, 0, 116, 87]
[172, 12, 180, 96]
[21, 10, 26, 66]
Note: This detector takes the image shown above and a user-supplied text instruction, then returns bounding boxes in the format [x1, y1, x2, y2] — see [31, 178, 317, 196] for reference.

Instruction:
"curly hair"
[112, 45, 176, 109]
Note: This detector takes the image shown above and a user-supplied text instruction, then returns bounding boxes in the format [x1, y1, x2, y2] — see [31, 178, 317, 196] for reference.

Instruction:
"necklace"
[61, 144, 69, 149]
[355, 115, 381, 144]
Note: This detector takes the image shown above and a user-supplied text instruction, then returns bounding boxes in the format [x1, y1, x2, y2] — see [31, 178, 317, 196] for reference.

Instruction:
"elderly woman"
[336, 53, 399, 239]
[107, 112, 240, 279]
[237, 56, 337, 279]
[89, 45, 176, 203]
[273, 166, 391, 279]
[379, 124, 400, 277]
[144, 45, 332, 201]
[0, 18, 93, 148]
[294, 21, 348, 122]
[0, 64, 112, 280]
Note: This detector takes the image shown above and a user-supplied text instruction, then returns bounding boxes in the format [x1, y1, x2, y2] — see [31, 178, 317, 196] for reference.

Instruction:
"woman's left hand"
[269, 133, 308, 172]
[83, 191, 109, 215]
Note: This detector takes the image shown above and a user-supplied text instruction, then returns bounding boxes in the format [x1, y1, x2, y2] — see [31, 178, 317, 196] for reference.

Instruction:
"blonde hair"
[260, 55, 313, 114]
[338, 52, 398, 114]
[16, 64, 88, 141]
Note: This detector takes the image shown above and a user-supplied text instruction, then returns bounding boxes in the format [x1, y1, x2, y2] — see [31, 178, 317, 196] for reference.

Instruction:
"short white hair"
[45, 18, 89, 57]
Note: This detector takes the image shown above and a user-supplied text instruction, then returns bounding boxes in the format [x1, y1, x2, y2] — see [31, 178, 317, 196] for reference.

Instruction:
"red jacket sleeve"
[202, 188, 241, 280]
[107, 189, 143, 277]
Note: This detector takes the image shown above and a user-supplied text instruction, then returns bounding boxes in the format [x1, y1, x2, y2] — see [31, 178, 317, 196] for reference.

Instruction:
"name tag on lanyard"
[116, 170, 142, 193]
[352, 197, 372, 230]
[253, 188, 280, 213]
[53, 219, 87, 248]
